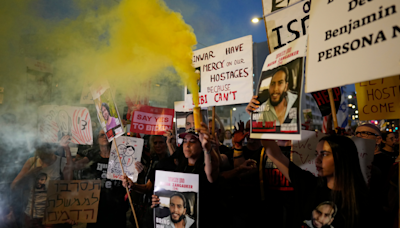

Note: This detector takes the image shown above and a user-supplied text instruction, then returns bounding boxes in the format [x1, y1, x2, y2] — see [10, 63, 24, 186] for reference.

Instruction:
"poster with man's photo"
[90, 80, 124, 141]
[250, 36, 307, 140]
[154, 171, 199, 228]
[174, 101, 208, 146]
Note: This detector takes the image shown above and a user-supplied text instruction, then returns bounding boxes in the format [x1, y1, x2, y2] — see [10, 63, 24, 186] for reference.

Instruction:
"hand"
[122, 174, 134, 189]
[135, 162, 144, 173]
[233, 122, 248, 149]
[196, 122, 212, 152]
[163, 129, 175, 144]
[151, 195, 160, 208]
[59, 135, 71, 148]
[239, 159, 257, 172]
[246, 95, 260, 115]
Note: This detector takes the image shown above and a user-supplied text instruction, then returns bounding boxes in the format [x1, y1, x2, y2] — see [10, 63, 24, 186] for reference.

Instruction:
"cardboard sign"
[264, 0, 310, 53]
[262, 0, 303, 16]
[130, 105, 174, 135]
[154, 171, 199, 228]
[90, 80, 124, 142]
[355, 75, 400, 120]
[250, 36, 307, 140]
[292, 131, 375, 183]
[311, 87, 341, 116]
[107, 136, 143, 182]
[306, 0, 400, 93]
[44, 180, 101, 224]
[185, 35, 253, 107]
[38, 105, 93, 145]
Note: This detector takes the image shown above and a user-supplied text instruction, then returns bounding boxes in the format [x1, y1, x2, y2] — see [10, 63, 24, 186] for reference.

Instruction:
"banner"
[264, 0, 310, 53]
[38, 105, 93, 145]
[154, 171, 199, 228]
[306, 0, 400, 93]
[250, 36, 307, 140]
[185, 35, 253, 107]
[262, 0, 303, 16]
[130, 105, 174, 135]
[107, 136, 143, 182]
[90, 80, 124, 142]
[292, 131, 374, 183]
[355, 75, 400, 120]
[311, 87, 341, 116]
[174, 101, 208, 146]
[44, 180, 101, 224]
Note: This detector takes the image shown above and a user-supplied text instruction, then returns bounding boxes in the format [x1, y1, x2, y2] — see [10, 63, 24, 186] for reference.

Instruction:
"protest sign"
[130, 105, 174, 135]
[38, 105, 93, 145]
[185, 35, 253, 107]
[311, 87, 341, 116]
[80, 84, 94, 105]
[107, 136, 143, 182]
[264, 0, 310, 53]
[154, 171, 199, 228]
[306, 0, 400, 93]
[262, 0, 303, 16]
[250, 36, 307, 140]
[292, 131, 375, 183]
[355, 75, 400, 120]
[90, 80, 124, 142]
[44, 180, 101, 224]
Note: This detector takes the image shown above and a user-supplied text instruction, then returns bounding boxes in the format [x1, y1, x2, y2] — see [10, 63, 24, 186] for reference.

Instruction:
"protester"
[223, 130, 233, 148]
[126, 123, 220, 227]
[11, 136, 73, 227]
[354, 123, 382, 153]
[379, 132, 399, 163]
[261, 135, 371, 228]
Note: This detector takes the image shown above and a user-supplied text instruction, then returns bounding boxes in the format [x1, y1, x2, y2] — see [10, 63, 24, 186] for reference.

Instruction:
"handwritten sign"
[154, 171, 199, 228]
[90, 80, 124, 142]
[38, 105, 93, 145]
[355, 75, 400, 120]
[44, 180, 101, 224]
[306, 0, 400, 92]
[250, 36, 307, 140]
[130, 105, 174, 135]
[264, 0, 310, 53]
[262, 0, 303, 16]
[185, 35, 253, 107]
[107, 136, 143, 182]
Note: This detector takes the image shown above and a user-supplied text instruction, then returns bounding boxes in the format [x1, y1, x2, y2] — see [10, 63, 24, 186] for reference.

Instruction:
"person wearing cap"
[354, 123, 382, 153]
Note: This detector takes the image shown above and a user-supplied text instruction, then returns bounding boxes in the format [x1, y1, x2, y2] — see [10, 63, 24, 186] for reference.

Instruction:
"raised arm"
[261, 140, 290, 182]
[198, 122, 219, 183]
[60, 136, 73, 180]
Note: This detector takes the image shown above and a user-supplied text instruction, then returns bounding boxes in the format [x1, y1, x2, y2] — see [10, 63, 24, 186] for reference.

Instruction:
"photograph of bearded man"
[162, 193, 195, 228]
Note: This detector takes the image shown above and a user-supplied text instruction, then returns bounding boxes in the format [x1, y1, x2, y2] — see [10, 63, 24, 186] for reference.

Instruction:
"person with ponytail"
[262, 135, 371, 228]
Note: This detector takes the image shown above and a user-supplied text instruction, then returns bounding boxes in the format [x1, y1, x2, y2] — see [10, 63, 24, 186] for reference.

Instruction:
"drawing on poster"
[39, 105, 93, 145]
[107, 136, 143, 182]
[154, 171, 199, 228]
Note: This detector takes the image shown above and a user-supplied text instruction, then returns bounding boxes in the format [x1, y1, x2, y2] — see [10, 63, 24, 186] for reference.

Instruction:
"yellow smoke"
[0, 0, 200, 116]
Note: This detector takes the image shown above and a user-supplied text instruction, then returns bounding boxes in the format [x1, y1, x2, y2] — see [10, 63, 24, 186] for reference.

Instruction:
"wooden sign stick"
[113, 138, 139, 228]
[328, 88, 339, 130]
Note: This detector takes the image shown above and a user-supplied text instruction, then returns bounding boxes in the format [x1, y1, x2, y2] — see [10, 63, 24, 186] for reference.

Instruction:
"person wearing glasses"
[354, 123, 382, 153]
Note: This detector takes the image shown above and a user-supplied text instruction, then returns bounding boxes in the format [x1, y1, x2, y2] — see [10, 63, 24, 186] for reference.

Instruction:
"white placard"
[262, 0, 303, 16]
[264, 0, 310, 53]
[107, 136, 143, 182]
[38, 105, 93, 145]
[185, 35, 253, 107]
[306, 0, 400, 93]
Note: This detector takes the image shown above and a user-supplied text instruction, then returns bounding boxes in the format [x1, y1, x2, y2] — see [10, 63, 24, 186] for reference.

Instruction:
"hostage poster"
[90, 80, 124, 141]
[154, 171, 199, 228]
[250, 36, 307, 140]
[107, 136, 143, 182]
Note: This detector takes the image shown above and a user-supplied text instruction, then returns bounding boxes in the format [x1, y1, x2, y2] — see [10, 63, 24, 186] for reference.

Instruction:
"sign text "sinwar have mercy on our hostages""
[186, 35, 253, 107]
[355, 75, 400, 121]
[306, 0, 400, 93]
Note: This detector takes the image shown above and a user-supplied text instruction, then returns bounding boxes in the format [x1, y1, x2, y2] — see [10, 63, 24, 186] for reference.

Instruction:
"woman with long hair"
[262, 135, 370, 228]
